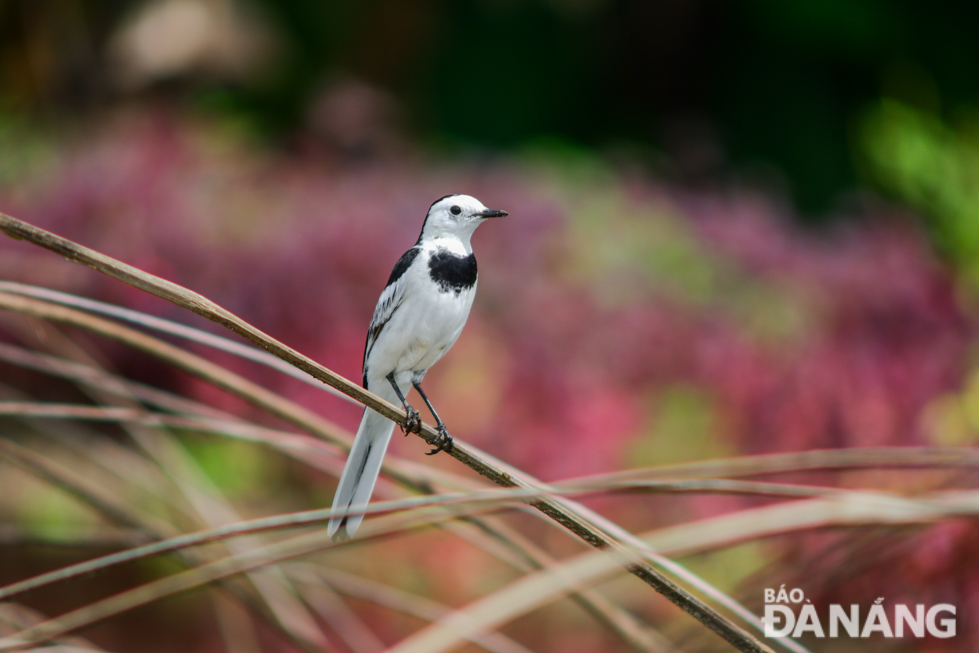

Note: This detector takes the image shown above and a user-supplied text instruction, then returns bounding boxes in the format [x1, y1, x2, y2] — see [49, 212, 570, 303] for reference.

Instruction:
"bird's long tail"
[327, 405, 397, 540]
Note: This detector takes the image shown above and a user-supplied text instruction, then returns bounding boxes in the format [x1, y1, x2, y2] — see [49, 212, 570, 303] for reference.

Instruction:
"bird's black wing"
[362, 247, 421, 387]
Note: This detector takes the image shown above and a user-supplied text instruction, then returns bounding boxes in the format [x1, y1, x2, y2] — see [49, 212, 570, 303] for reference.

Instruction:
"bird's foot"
[401, 405, 422, 435]
[426, 425, 454, 456]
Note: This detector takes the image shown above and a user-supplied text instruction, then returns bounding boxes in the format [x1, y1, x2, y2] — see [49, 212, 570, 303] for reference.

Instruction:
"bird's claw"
[401, 405, 422, 435]
[426, 425, 454, 456]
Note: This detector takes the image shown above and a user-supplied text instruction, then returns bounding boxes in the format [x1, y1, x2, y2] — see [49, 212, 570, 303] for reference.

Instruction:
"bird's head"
[419, 194, 508, 244]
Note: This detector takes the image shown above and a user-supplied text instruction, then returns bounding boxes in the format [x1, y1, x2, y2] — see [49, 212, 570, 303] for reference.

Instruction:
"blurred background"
[1, 1, 979, 652]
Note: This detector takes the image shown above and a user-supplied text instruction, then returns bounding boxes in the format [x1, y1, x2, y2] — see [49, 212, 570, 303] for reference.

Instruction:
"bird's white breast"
[364, 241, 476, 387]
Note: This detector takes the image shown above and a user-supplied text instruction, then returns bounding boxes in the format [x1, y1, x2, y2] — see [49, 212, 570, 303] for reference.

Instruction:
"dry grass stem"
[0, 281, 359, 404]
[0, 290, 351, 446]
[578, 447, 979, 482]
[0, 340, 243, 421]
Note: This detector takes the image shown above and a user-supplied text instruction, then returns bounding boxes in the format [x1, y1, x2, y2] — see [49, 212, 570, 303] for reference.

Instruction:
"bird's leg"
[387, 373, 421, 434]
[412, 381, 454, 455]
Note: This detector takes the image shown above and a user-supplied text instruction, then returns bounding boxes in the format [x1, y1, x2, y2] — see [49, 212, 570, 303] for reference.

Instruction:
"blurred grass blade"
[0, 340, 241, 421]
[290, 580, 387, 653]
[0, 290, 351, 446]
[572, 447, 979, 482]
[0, 402, 340, 461]
[0, 507, 505, 651]
[290, 564, 541, 653]
[386, 543, 646, 653]
[391, 489, 979, 653]
[211, 593, 264, 653]
[0, 281, 359, 405]
[0, 523, 148, 549]
[0, 601, 104, 651]
[0, 437, 177, 536]
[544, 492, 789, 651]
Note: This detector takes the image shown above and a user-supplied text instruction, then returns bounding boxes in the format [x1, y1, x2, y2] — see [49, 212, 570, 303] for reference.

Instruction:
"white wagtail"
[327, 194, 508, 539]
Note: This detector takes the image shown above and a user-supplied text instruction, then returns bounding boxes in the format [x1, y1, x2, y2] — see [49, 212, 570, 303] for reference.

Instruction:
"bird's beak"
[475, 208, 508, 219]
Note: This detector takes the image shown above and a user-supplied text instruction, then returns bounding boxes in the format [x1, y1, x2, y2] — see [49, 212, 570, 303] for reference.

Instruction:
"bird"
[327, 194, 508, 540]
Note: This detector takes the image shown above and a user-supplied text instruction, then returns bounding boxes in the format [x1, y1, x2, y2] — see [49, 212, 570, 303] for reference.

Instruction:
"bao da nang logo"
[763, 586, 956, 639]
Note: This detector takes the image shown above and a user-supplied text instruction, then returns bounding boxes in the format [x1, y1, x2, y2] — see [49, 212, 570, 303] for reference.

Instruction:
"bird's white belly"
[367, 285, 474, 385]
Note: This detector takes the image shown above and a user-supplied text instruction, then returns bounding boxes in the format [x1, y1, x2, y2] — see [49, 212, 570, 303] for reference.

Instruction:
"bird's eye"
[450, 205, 462, 215]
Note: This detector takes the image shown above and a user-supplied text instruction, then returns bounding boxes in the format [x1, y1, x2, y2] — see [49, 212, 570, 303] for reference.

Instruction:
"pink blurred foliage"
[686, 195, 971, 451]
[0, 109, 972, 470]
[774, 519, 979, 651]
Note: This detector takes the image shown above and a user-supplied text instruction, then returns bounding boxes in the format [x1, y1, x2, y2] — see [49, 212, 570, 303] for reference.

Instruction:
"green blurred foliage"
[14, 476, 101, 541]
[180, 435, 288, 500]
[858, 99, 979, 286]
[0, 113, 54, 187]
[627, 385, 733, 467]
[548, 154, 813, 343]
